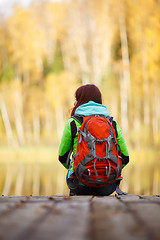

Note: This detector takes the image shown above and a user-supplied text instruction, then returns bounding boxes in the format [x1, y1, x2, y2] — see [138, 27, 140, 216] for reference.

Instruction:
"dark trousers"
[69, 182, 118, 196]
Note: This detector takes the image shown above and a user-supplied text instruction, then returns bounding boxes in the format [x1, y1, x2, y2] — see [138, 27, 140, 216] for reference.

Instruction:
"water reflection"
[0, 147, 159, 196]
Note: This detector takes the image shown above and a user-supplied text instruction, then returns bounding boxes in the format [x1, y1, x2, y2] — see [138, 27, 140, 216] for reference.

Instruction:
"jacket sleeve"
[58, 119, 73, 169]
[114, 120, 129, 168]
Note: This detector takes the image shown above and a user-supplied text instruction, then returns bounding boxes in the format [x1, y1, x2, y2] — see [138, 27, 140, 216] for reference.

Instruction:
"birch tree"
[128, 0, 160, 145]
[0, 97, 14, 144]
[109, 0, 131, 136]
[61, 0, 113, 86]
[119, 14, 130, 136]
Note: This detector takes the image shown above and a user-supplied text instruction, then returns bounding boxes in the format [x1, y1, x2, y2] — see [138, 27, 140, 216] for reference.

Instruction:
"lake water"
[0, 146, 159, 196]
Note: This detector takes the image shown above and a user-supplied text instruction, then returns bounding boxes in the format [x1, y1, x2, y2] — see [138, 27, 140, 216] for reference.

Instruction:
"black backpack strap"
[107, 116, 122, 158]
[112, 120, 118, 138]
[66, 116, 83, 168]
[107, 116, 118, 138]
[70, 115, 83, 146]
[107, 116, 113, 122]
[70, 120, 77, 146]
[72, 114, 83, 124]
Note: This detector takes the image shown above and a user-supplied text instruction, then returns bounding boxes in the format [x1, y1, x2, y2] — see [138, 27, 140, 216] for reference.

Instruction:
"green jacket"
[59, 101, 129, 171]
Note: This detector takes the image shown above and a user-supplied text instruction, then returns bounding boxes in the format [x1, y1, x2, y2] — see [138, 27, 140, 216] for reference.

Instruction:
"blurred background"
[0, 0, 159, 196]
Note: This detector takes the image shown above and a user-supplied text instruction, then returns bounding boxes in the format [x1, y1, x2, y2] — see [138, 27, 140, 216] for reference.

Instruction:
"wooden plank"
[31, 198, 90, 240]
[117, 194, 160, 204]
[0, 200, 51, 240]
[126, 202, 160, 240]
[0, 195, 159, 240]
[0, 196, 91, 240]
[0, 196, 29, 203]
[90, 196, 158, 240]
[118, 194, 142, 202]
[138, 195, 160, 203]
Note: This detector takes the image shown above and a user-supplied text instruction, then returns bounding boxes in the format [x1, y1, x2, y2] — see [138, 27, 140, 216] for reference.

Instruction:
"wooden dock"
[0, 194, 159, 240]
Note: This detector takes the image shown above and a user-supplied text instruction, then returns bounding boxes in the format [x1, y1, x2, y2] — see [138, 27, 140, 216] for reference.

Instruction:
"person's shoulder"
[71, 115, 83, 124]
[111, 118, 123, 136]
[66, 117, 75, 124]
[63, 118, 74, 131]
[107, 115, 117, 124]
[109, 116, 119, 125]
[65, 116, 81, 127]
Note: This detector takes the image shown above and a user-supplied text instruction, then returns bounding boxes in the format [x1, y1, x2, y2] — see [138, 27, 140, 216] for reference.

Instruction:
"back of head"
[71, 84, 102, 116]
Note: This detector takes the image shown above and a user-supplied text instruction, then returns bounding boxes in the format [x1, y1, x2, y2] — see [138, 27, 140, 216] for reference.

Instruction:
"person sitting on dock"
[58, 84, 129, 196]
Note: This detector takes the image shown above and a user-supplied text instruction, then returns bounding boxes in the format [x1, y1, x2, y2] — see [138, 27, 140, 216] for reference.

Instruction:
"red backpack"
[72, 115, 122, 187]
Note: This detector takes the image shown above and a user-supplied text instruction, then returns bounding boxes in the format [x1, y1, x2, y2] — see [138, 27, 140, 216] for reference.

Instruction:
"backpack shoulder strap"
[70, 120, 77, 146]
[70, 115, 83, 146]
[107, 115, 113, 122]
[106, 116, 118, 138]
[72, 114, 83, 124]
[112, 120, 118, 137]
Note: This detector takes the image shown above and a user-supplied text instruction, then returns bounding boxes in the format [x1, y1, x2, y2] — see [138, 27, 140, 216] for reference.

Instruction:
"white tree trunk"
[33, 110, 40, 144]
[2, 164, 13, 195]
[152, 86, 159, 144]
[120, 73, 128, 136]
[142, 38, 150, 125]
[15, 164, 25, 195]
[0, 98, 14, 144]
[14, 106, 25, 145]
[92, 45, 102, 87]
[119, 16, 130, 137]
[76, 44, 90, 84]
[32, 164, 40, 195]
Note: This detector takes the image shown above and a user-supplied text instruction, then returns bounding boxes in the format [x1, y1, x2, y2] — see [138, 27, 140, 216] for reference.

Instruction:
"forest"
[0, 0, 160, 196]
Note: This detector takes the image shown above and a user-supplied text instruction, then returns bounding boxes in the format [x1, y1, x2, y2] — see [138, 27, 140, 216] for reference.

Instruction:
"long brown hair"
[71, 84, 102, 116]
